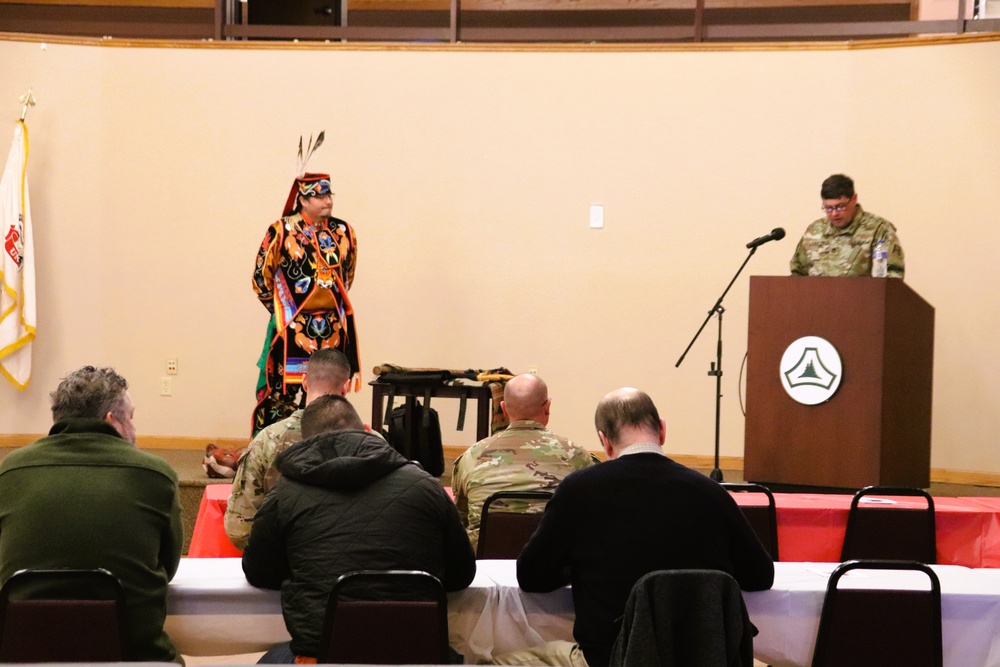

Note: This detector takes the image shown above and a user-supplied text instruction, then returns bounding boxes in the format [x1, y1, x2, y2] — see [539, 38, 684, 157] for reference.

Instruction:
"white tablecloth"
[745, 562, 1000, 667]
[165, 558, 287, 655]
[448, 560, 573, 662]
[164, 558, 571, 660]
[166, 558, 1000, 666]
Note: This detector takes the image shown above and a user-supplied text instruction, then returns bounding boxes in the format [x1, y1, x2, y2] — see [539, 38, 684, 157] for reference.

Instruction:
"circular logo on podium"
[780, 336, 842, 405]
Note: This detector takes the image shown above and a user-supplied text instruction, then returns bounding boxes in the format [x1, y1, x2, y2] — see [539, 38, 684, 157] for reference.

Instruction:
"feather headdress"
[296, 131, 325, 176]
[282, 131, 330, 217]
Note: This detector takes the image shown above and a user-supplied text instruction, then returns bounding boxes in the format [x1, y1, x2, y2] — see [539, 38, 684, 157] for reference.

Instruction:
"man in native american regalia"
[251, 172, 360, 435]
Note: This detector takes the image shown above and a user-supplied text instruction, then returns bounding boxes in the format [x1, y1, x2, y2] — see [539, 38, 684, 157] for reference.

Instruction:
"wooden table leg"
[371, 385, 386, 433]
[477, 389, 490, 440]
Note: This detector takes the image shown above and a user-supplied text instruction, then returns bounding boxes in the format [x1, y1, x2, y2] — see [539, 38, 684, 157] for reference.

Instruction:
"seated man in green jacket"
[0, 365, 183, 662]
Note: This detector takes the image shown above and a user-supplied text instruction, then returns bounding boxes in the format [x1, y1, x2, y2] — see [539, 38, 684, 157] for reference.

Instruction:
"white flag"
[0, 120, 35, 390]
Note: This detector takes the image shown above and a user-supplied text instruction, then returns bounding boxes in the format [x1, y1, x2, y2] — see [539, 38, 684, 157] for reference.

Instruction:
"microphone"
[746, 227, 786, 249]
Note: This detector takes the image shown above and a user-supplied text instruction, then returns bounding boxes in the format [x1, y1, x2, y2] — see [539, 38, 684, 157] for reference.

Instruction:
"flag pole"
[1, 93, 36, 390]
[18, 89, 35, 122]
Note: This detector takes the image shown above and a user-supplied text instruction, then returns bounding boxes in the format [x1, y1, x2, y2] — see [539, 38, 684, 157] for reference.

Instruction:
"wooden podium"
[743, 276, 935, 490]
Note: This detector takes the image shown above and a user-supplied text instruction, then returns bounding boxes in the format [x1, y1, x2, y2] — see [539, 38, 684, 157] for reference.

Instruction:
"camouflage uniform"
[451, 419, 596, 550]
[224, 410, 303, 550]
[790, 205, 905, 279]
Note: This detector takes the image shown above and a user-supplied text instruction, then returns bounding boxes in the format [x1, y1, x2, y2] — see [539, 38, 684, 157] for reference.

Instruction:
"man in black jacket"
[243, 395, 476, 663]
[516, 387, 774, 667]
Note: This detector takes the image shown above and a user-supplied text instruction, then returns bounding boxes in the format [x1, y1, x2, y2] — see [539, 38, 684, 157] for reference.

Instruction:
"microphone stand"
[675, 245, 759, 482]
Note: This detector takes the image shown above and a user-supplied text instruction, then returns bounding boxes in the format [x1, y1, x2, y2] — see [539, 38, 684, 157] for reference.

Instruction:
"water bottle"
[872, 239, 888, 277]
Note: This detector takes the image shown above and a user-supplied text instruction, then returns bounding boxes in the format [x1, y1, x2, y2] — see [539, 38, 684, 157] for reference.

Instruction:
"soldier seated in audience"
[451, 372, 596, 551]
[225, 348, 352, 550]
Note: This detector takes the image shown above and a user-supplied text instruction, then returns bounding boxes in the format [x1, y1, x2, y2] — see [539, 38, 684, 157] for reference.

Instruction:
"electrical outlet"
[160, 377, 172, 396]
[528, 366, 539, 375]
[589, 204, 604, 229]
[166, 358, 178, 375]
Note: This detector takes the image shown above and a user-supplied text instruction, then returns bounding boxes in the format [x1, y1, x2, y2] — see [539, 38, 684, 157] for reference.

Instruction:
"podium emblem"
[780, 336, 842, 405]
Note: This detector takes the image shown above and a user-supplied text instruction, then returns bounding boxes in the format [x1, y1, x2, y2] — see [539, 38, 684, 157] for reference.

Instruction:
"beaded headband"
[297, 177, 332, 198]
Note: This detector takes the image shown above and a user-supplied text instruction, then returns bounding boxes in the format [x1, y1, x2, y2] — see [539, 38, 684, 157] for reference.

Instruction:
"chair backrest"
[477, 490, 553, 559]
[317, 570, 449, 664]
[840, 486, 936, 563]
[0, 568, 128, 663]
[721, 482, 779, 561]
[610, 569, 754, 667]
[811, 559, 942, 667]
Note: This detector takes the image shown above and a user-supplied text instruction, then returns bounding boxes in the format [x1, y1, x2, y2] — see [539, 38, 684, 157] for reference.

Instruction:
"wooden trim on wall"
[138, 435, 250, 450]
[0, 435, 40, 448]
[0, 0, 908, 9]
[5, 0, 997, 45]
[3, 27, 999, 50]
[929, 468, 1000, 488]
[0, 0, 214, 7]
[0, 434, 249, 451]
[0, 3, 218, 40]
[345, 0, 913, 9]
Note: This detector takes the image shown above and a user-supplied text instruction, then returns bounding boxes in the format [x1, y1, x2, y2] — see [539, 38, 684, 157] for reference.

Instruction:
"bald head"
[501, 373, 551, 425]
[594, 387, 664, 456]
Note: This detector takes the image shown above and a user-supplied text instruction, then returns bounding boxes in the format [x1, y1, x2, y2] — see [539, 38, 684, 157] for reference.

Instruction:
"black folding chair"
[477, 490, 553, 559]
[722, 482, 779, 561]
[317, 569, 449, 664]
[812, 559, 942, 667]
[611, 569, 755, 667]
[0, 568, 128, 662]
[840, 486, 936, 563]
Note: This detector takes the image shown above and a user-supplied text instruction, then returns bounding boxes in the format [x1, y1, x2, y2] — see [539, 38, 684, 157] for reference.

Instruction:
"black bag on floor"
[383, 399, 444, 477]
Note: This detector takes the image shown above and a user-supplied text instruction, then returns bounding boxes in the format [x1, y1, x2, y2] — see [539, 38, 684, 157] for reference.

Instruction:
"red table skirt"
[188, 483, 242, 558]
[188, 483, 1000, 567]
[734, 492, 1000, 567]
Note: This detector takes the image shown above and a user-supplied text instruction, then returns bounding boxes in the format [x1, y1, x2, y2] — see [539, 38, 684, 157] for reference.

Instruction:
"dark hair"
[50, 366, 130, 423]
[306, 348, 352, 387]
[301, 394, 364, 439]
[294, 193, 309, 214]
[820, 174, 855, 200]
[594, 389, 661, 446]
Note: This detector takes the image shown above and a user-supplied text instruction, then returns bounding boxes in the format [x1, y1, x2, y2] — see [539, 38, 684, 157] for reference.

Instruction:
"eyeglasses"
[821, 202, 851, 213]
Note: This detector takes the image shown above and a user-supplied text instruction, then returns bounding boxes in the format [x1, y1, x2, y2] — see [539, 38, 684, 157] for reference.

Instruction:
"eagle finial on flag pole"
[18, 89, 35, 122]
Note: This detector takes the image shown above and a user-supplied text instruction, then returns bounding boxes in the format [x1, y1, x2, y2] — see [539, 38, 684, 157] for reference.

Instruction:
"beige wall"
[0, 35, 998, 476]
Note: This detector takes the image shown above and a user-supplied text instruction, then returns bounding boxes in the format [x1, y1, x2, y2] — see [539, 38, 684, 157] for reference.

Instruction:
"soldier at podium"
[790, 173, 905, 279]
